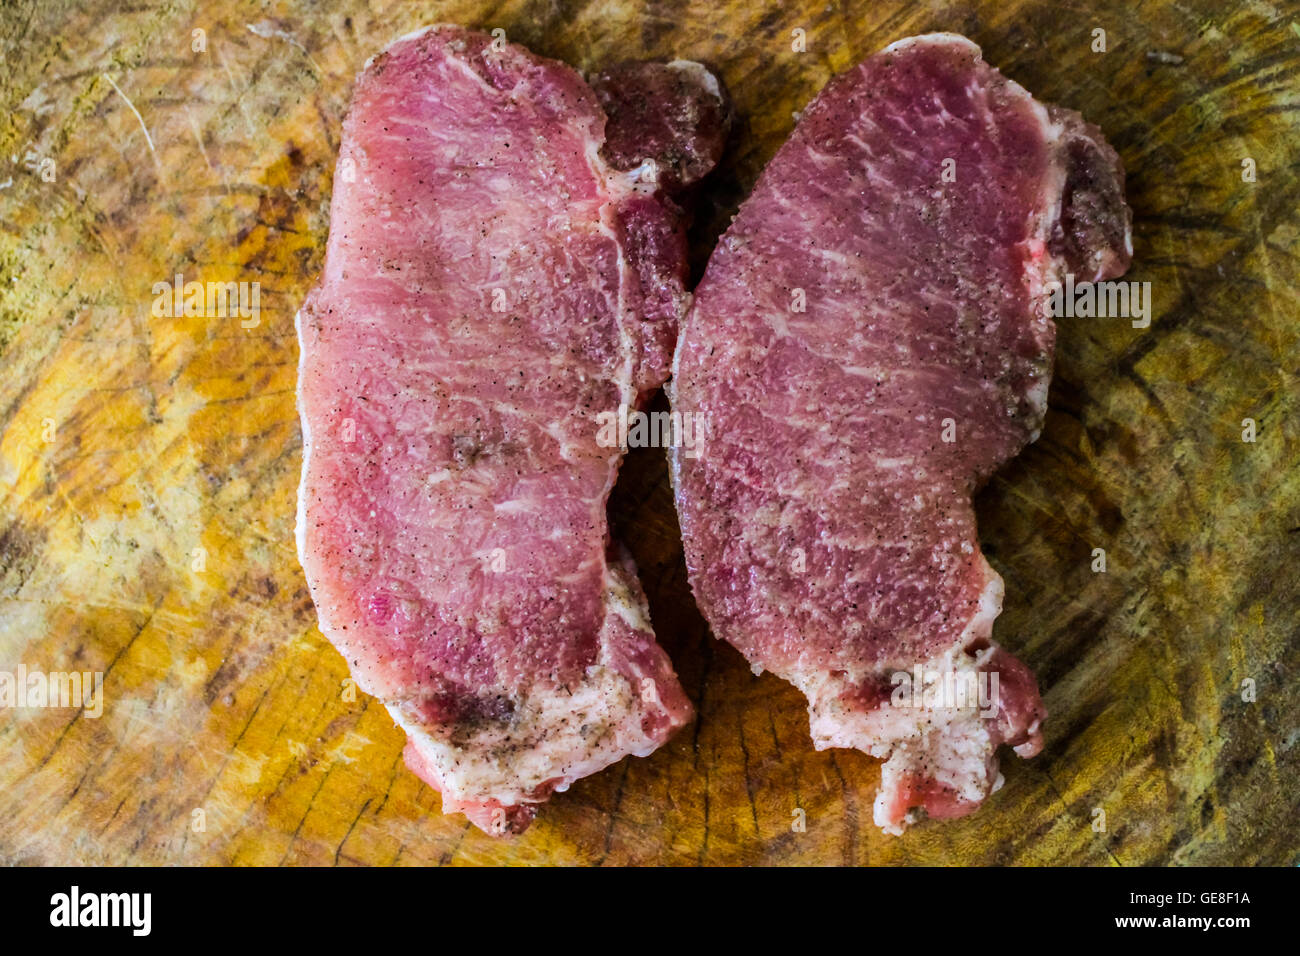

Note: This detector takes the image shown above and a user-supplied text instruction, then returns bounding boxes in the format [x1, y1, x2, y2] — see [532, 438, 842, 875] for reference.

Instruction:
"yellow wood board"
[0, 0, 1296, 864]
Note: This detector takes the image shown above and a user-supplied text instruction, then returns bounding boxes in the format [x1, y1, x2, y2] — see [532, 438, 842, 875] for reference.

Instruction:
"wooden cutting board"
[1, 0, 1297, 866]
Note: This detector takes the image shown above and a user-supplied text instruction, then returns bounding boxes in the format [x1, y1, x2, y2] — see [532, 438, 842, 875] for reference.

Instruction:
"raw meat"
[296, 25, 726, 834]
[670, 33, 1131, 833]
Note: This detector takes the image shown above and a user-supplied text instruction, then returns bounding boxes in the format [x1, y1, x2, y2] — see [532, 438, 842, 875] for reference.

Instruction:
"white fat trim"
[388, 657, 655, 806]
[880, 32, 983, 57]
[293, 306, 313, 583]
[364, 23, 444, 70]
[665, 59, 725, 104]
[957, 554, 1004, 649]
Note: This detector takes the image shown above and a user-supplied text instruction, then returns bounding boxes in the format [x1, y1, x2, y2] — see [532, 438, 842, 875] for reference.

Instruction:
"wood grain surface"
[1, 0, 1297, 866]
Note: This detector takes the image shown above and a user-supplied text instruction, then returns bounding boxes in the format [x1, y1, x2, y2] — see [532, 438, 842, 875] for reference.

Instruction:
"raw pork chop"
[297, 25, 727, 834]
[670, 33, 1131, 833]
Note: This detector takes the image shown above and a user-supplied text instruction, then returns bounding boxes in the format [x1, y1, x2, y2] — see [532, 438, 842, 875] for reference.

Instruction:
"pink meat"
[670, 34, 1131, 833]
[296, 25, 725, 834]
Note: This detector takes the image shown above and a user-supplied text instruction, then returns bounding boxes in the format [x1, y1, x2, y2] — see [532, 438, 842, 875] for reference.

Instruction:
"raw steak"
[297, 25, 727, 834]
[670, 33, 1132, 833]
